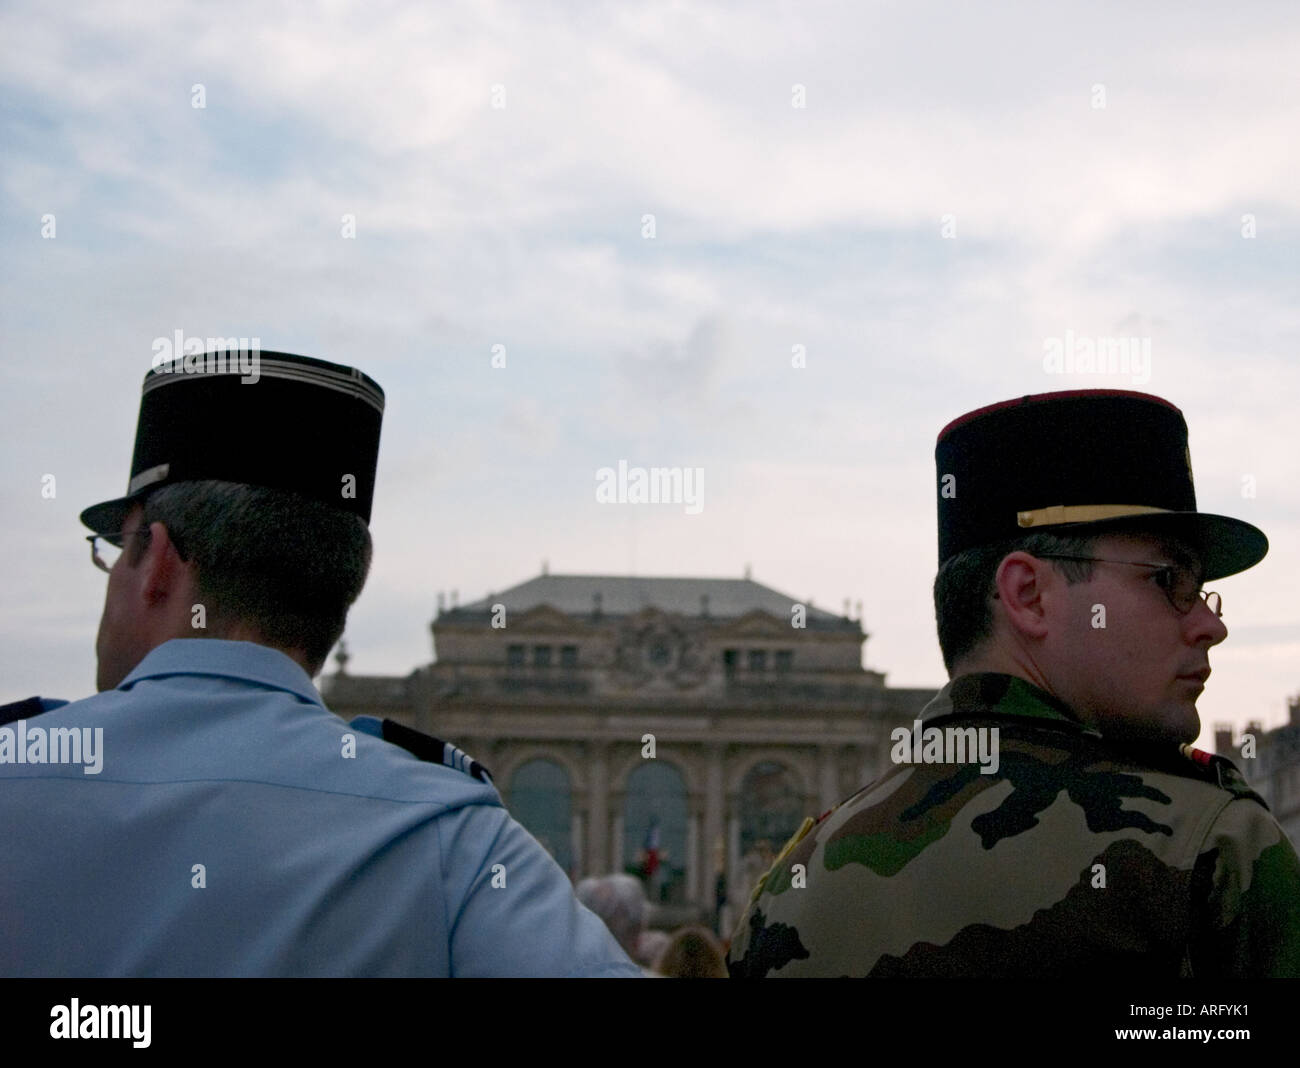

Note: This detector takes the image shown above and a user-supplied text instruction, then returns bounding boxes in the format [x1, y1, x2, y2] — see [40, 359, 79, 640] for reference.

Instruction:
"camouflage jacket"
[727, 672, 1300, 977]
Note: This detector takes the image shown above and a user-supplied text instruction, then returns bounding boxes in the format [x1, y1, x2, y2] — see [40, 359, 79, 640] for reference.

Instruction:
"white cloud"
[3, 0, 1298, 741]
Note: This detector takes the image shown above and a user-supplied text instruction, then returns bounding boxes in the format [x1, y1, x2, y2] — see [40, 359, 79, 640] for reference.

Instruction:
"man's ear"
[992, 552, 1054, 642]
[136, 522, 191, 607]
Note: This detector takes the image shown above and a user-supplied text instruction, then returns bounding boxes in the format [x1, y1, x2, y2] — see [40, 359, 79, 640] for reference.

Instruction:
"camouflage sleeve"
[1188, 799, 1300, 977]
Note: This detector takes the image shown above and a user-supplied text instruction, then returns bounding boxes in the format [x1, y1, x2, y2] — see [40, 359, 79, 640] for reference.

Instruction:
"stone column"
[589, 741, 609, 874]
[861, 730, 880, 785]
[571, 811, 585, 881]
[686, 812, 700, 903]
[703, 745, 724, 894]
[724, 808, 741, 938]
[819, 744, 839, 813]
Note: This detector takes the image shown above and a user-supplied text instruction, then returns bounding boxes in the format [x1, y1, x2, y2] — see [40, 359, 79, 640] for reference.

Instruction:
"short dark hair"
[132, 480, 372, 673]
[934, 531, 1099, 675]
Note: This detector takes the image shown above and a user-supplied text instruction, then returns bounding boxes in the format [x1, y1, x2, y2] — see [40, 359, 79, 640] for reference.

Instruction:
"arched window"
[623, 762, 688, 904]
[739, 762, 803, 875]
[507, 759, 572, 875]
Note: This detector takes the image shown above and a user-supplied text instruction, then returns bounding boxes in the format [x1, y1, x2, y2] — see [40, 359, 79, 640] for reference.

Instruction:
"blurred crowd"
[575, 874, 728, 978]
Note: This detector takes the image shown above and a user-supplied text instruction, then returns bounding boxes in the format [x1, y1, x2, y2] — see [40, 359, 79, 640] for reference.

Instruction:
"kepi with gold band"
[934, 388, 1267, 581]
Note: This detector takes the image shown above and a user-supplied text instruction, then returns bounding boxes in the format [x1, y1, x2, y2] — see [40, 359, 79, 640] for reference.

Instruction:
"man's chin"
[1145, 702, 1201, 747]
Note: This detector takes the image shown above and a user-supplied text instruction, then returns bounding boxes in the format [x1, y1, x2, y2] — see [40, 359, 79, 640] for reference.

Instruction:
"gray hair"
[575, 874, 647, 955]
[133, 480, 372, 673]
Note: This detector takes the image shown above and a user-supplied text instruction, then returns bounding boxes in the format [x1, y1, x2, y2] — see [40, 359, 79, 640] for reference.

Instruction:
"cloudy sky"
[3, 0, 1298, 750]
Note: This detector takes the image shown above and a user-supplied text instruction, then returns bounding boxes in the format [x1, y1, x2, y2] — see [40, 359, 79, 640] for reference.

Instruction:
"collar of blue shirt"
[119, 639, 323, 707]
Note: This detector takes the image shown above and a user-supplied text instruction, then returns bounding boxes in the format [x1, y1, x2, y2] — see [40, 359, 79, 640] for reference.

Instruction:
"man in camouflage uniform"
[728, 390, 1300, 977]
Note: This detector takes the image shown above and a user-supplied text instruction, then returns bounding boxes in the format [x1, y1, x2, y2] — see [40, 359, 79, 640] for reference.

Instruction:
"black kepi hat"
[81, 349, 384, 535]
[935, 389, 1266, 582]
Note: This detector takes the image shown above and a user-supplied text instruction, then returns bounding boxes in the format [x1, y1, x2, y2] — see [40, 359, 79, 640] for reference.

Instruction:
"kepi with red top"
[934, 389, 1267, 582]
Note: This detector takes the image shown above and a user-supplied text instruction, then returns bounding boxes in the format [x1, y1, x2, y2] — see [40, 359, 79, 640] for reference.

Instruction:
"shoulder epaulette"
[1177, 743, 1267, 807]
[747, 809, 836, 906]
[377, 717, 494, 784]
[748, 817, 813, 906]
[1091, 733, 1268, 808]
[0, 696, 52, 727]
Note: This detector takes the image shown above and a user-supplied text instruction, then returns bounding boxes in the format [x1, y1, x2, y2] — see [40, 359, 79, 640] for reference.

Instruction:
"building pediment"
[609, 614, 711, 692]
[712, 610, 795, 640]
[510, 605, 582, 634]
[623, 606, 672, 625]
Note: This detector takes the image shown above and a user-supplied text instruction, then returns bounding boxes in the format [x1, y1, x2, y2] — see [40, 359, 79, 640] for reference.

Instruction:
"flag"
[641, 818, 660, 878]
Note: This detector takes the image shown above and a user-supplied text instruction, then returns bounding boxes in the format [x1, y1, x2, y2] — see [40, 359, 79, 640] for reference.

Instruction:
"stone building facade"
[1215, 695, 1300, 847]
[324, 571, 938, 934]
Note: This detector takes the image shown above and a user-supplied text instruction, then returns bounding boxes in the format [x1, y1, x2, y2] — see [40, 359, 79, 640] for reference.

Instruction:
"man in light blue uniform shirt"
[0, 349, 639, 977]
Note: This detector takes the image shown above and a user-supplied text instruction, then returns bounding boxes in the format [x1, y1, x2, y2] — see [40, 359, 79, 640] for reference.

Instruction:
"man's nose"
[1187, 597, 1228, 646]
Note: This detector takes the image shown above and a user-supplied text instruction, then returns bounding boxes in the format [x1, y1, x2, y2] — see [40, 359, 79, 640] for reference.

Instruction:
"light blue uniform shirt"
[0, 639, 639, 977]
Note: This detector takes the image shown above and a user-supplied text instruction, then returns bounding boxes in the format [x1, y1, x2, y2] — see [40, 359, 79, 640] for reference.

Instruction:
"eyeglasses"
[1033, 554, 1222, 618]
[87, 529, 150, 573]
